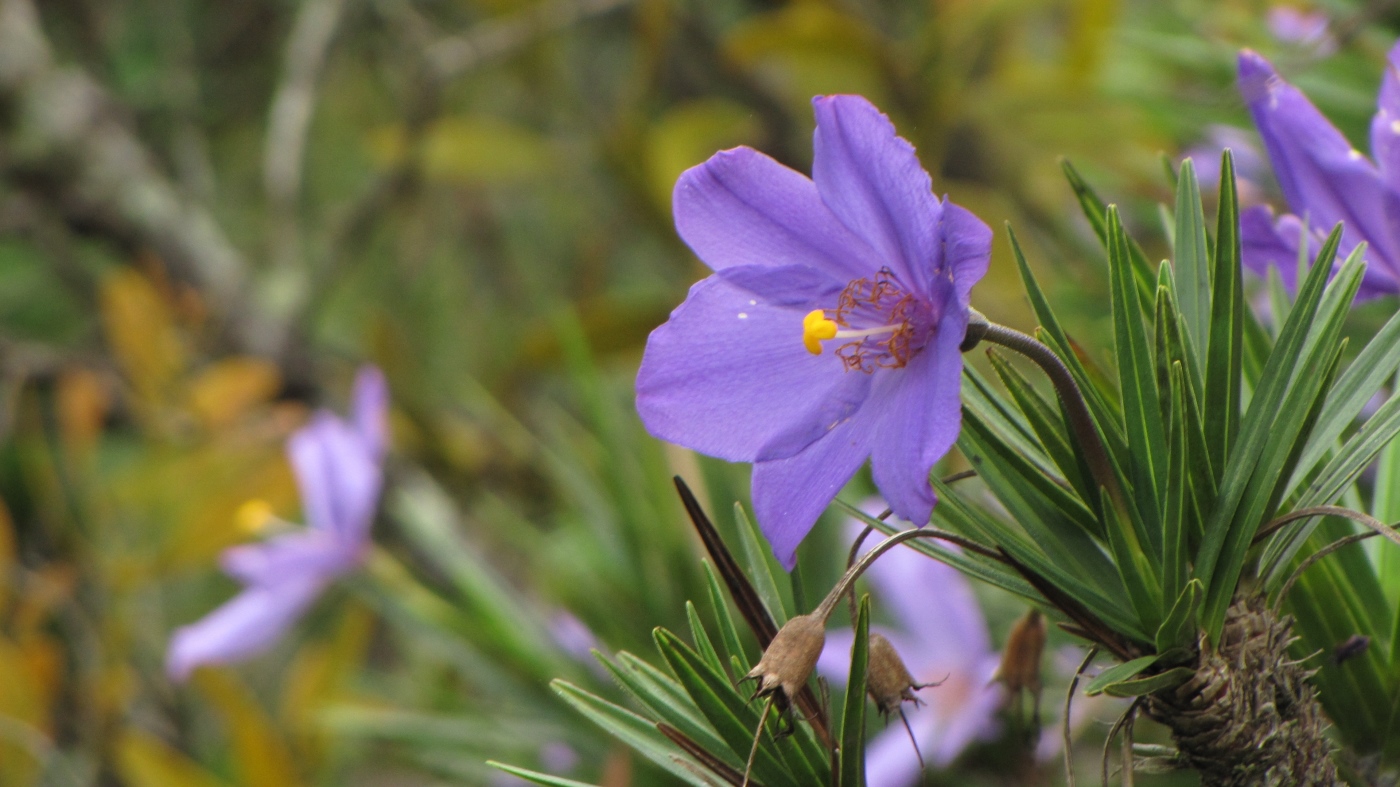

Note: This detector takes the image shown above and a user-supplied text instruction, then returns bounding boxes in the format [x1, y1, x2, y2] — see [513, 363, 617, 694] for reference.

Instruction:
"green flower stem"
[966, 310, 1130, 518]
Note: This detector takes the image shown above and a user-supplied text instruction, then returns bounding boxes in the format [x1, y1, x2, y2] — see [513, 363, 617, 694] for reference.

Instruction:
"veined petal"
[1239, 50, 1400, 269]
[352, 366, 390, 459]
[751, 407, 878, 569]
[869, 300, 965, 529]
[220, 530, 361, 586]
[288, 413, 382, 541]
[673, 146, 883, 281]
[812, 95, 943, 294]
[165, 576, 325, 682]
[940, 200, 993, 306]
[637, 272, 873, 463]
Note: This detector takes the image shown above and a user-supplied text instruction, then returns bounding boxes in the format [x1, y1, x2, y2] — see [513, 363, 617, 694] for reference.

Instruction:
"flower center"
[801, 270, 924, 372]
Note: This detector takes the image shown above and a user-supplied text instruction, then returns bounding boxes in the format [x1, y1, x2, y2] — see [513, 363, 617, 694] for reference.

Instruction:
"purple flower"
[166, 367, 389, 682]
[1267, 7, 1335, 56]
[1237, 48, 1400, 297]
[817, 514, 1003, 782]
[635, 95, 991, 568]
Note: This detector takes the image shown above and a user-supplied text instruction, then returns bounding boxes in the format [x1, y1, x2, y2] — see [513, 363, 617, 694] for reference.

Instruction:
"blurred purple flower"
[1268, 7, 1335, 56]
[636, 95, 990, 568]
[817, 514, 1003, 783]
[1237, 48, 1400, 297]
[166, 367, 389, 682]
[1181, 125, 1270, 205]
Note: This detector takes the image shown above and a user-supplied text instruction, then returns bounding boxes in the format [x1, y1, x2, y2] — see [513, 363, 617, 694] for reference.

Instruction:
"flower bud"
[743, 613, 826, 705]
[866, 633, 939, 717]
[996, 609, 1046, 698]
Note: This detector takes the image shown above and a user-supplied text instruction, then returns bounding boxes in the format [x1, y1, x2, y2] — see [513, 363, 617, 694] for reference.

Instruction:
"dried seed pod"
[742, 613, 826, 707]
[866, 633, 939, 716]
[996, 609, 1047, 700]
[1330, 634, 1370, 666]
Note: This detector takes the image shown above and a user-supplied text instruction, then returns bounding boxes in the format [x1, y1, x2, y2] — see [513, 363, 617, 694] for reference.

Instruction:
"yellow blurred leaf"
[280, 605, 374, 764]
[644, 99, 761, 214]
[100, 268, 185, 413]
[186, 357, 281, 431]
[56, 367, 109, 461]
[194, 671, 301, 787]
[115, 729, 230, 787]
[723, 5, 886, 109]
[367, 116, 553, 184]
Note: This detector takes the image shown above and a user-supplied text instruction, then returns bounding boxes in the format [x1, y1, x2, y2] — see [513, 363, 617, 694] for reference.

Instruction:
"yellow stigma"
[802, 309, 838, 354]
[235, 499, 275, 535]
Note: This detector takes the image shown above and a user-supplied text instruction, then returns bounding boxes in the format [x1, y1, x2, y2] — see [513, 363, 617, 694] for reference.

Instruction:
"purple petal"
[352, 366, 389, 459]
[918, 653, 1005, 767]
[751, 406, 879, 569]
[287, 414, 382, 541]
[220, 530, 361, 586]
[811, 95, 943, 294]
[1238, 50, 1400, 271]
[940, 200, 993, 306]
[869, 301, 965, 529]
[165, 576, 326, 682]
[636, 273, 874, 463]
[673, 146, 884, 281]
[1240, 205, 1308, 288]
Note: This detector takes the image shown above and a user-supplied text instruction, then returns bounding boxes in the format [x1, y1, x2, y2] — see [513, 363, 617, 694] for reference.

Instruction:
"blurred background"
[1, 0, 1398, 784]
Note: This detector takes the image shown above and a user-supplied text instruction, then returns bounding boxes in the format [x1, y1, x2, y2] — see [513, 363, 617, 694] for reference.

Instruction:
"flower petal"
[673, 146, 883, 281]
[352, 365, 389, 459]
[751, 405, 879, 569]
[1240, 205, 1308, 288]
[165, 576, 325, 682]
[869, 299, 965, 529]
[811, 95, 943, 294]
[1372, 42, 1400, 185]
[1239, 50, 1400, 269]
[940, 200, 992, 306]
[220, 530, 360, 586]
[637, 272, 874, 463]
[287, 413, 382, 540]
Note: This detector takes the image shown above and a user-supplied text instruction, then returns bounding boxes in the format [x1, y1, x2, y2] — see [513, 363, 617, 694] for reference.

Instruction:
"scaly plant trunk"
[1146, 595, 1340, 786]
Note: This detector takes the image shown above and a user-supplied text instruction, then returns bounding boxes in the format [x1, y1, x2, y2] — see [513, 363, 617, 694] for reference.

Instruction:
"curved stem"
[815, 528, 1004, 623]
[969, 312, 1128, 515]
[1253, 505, 1400, 547]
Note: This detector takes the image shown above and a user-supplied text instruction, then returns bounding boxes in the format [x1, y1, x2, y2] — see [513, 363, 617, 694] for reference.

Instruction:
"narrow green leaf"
[1299, 393, 1400, 509]
[1103, 667, 1195, 698]
[1062, 159, 1158, 311]
[1197, 228, 1350, 637]
[602, 652, 732, 761]
[488, 763, 600, 787]
[987, 350, 1094, 509]
[655, 629, 819, 787]
[703, 561, 751, 671]
[686, 601, 724, 675]
[1154, 579, 1202, 654]
[1161, 364, 1189, 606]
[552, 680, 716, 787]
[1290, 305, 1400, 495]
[1172, 159, 1211, 358]
[734, 503, 792, 625]
[839, 597, 871, 787]
[1203, 150, 1243, 485]
[1107, 205, 1168, 553]
[1084, 655, 1158, 695]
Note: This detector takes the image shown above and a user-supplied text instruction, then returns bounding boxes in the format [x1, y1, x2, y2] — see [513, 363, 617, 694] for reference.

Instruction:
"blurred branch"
[264, 0, 348, 214]
[0, 0, 248, 331]
[425, 0, 634, 81]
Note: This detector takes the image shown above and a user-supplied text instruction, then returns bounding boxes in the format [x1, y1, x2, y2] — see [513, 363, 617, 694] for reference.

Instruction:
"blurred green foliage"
[2, 0, 1399, 784]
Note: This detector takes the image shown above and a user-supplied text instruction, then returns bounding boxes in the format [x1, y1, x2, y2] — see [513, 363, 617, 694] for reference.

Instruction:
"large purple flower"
[636, 95, 991, 568]
[817, 515, 1003, 782]
[166, 367, 388, 682]
[1237, 47, 1400, 297]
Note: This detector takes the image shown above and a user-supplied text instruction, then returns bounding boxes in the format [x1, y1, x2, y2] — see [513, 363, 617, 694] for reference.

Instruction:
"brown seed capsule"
[743, 613, 826, 705]
[866, 633, 939, 717]
[1330, 634, 1370, 666]
[996, 609, 1047, 699]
